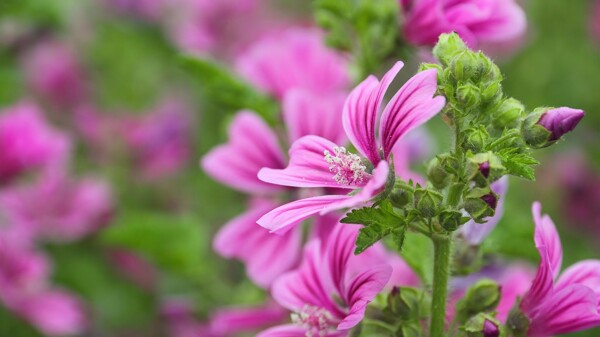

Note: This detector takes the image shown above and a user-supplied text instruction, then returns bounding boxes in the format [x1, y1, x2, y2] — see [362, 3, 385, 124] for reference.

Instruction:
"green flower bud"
[460, 279, 502, 316]
[478, 54, 502, 83]
[438, 210, 465, 232]
[387, 287, 424, 321]
[506, 305, 530, 337]
[521, 107, 584, 149]
[493, 98, 525, 130]
[456, 83, 481, 110]
[463, 128, 489, 153]
[480, 81, 502, 105]
[464, 313, 501, 337]
[427, 158, 451, 189]
[399, 322, 424, 337]
[464, 187, 498, 222]
[449, 50, 482, 83]
[389, 181, 415, 208]
[433, 33, 469, 66]
[414, 188, 443, 218]
[467, 153, 505, 186]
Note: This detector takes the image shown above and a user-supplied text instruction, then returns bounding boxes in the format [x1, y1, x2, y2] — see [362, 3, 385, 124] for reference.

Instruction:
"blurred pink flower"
[257, 62, 445, 234]
[236, 28, 350, 99]
[103, 0, 165, 20]
[123, 100, 192, 179]
[0, 240, 86, 336]
[402, 0, 527, 49]
[519, 202, 600, 337]
[592, 0, 600, 44]
[22, 40, 88, 110]
[0, 102, 70, 185]
[209, 303, 288, 336]
[162, 300, 212, 337]
[107, 249, 157, 290]
[258, 224, 392, 337]
[0, 172, 113, 243]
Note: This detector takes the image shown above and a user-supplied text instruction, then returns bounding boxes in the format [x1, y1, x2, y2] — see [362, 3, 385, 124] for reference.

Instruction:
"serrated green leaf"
[499, 153, 539, 181]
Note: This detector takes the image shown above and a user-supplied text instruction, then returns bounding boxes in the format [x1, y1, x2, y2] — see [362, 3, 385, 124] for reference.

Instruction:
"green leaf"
[341, 201, 407, 254]
[180, 55, 278, 124]
[499, 152, 539, 181]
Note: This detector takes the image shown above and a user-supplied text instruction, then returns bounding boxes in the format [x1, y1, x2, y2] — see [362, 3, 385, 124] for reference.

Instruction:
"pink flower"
[257, 62, 445, 234]
[257, 224, 392, 337]
[22, 40, 88, 110]
[0, 172, 113, 243]
[162, 300, 213, 337]
[519, 202, 600, 337]
[107, 249, 157, 290]
[236, 28, 350, 99]
[0, 102, 70, 184]
[210, 303, 288, 336]
[592, 0, 600, 44]
[402, 0, 527, 49]
[0, 240, 86, 336]
[103, 0, 165, 20]
[123, 100, 192, 179]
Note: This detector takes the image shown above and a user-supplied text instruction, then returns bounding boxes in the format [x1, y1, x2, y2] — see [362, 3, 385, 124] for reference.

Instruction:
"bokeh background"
[0, 0, 598, 336]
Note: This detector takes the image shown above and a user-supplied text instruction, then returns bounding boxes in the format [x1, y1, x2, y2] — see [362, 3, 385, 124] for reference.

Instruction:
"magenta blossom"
[0, 102, 70, 184]
[257, 62, 445, 234]
[518, 202, 600, 337]
[536, 107, 584, 142]
[592, 1, 600, 44]
[0, 240, 86, 336]
[104, 0, 165, 20]
[22, 40, 88, 110]
[402, 0, 527, 49]
[236, 28, 350, 99]
[258, 224, 393, 337]
[0, 172, 113, 243]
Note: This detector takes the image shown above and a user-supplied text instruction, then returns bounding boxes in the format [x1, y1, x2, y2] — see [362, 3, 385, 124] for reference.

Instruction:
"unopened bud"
[449, 50, 483, 83]
[464, 188, 498, 222]
[427, 158, 451, 189]
[456, 83, 481, 109]
[438, 210, 465, 232]
[522, 107, 584, 149]
[389, 181, 414, 208]
[467, 153, 504, 185]
[461, 279, 501, 315]
[493, 98, 524, 129]
[414, 188, 443, 218]
[387, 287, 423, 321]
[464, 313, 501, 337]
[480, 81, 502, 105]
[506, 305, 530, 337]
[463, 128, 489, 153]
[433, 33, 468, 66]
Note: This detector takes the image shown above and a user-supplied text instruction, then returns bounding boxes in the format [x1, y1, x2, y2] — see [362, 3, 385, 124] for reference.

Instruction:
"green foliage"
[180, 56, 278, 124]
[314, 0, 400, 77]
[341, 200, 408, 254]
[399, 232, 434, 285]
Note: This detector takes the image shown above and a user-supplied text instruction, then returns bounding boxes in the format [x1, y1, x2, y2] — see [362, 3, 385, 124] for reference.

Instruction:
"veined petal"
[325, 224, 359, 297]
[213, 200, 302, 289]
[556, 260, 600, 296]
[257, 195, 350, 235]
[258, 136, 359, 189]
[528, 284, 600, 337]
[338, 264, 392, 331]
[532, 202, 563, 279]
[320, 161, 389, 214]
[210, 303, 287, 336]
[342, 62, 404, 165]
[283, 89, 347, 144]
[272, 241, 345, 319]
[201, 111, 286, 194]
[256, 324, 314, 337]
[379, 69, 445, 159]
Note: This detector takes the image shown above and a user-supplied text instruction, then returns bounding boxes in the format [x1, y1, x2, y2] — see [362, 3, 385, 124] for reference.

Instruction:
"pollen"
[324, 146, 367, 186]
[291, 305, 337, 337]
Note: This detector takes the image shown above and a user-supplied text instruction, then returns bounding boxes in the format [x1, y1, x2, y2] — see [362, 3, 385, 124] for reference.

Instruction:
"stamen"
[291, 305, 337, 337]
[324, 146, 367, 186]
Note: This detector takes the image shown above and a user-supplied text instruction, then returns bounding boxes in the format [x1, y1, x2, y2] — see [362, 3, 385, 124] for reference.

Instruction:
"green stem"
[430, 236, 452, 337]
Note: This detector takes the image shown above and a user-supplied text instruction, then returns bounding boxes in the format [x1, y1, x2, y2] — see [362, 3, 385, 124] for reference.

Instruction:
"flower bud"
[461, 279, 501, 315]
[449, 50, 482, 83]
[389, 181, 415, 208]
[492, 98, 525, 129]
[464, 313, 501, 337]
[387, 287, 424, 321]
[467, 153, 504, 186]
[427, 158, 451, 189]
[480, 81, 502, 105]
[506, 305, 530, 337]
[464, 187, 498, 222]
[463, 128, 489, 153]
[438, 210, 465, 232]
[521, 107, 584, 149]
[456, 83, 481, 110]
[414, 188, 443, 218]
[433, 33, 468, 66]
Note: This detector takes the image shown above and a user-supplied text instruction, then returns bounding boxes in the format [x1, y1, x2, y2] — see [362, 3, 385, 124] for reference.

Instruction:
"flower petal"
[338, 264, 392, 331]
[201, 111, 286, 194]
[379, 69, 445, 159]
[257, 195, 350, 235]
[556, 260, 600, 296]
[210, 303, 288, 336]
[283, 89, 347, 144]
[532, 202, 563, 279]
[320, 161, 389, 214]
[258, 135, 357, 189]
[16, 290, 86, 336]
[213, 200, 302, 288]
[528, 284, 600, 337]
[343, 62, 404, 165]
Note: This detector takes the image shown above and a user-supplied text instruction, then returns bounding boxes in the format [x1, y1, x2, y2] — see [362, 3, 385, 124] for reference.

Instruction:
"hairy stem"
[430, 235, 452, 337]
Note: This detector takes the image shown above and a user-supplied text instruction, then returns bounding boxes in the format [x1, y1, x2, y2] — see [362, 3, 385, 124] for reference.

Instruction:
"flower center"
[291, 305, 338, 337]
[324, 146, 367, 186]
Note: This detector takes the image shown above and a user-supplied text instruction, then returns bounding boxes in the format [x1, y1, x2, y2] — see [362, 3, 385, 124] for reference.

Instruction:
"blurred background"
[0, 0, 598, 336]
